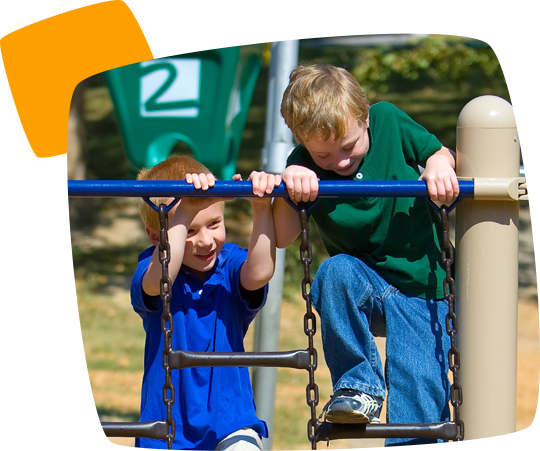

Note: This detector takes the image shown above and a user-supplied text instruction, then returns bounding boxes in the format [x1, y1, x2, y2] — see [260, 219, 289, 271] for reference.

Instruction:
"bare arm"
[420, 146, 459, 203]
[272, 198, 301, 249]
[141, 173, 220, 297]
[142, 206, 195, 297]
[272, 165, 319, 249]
[235, 172, 280, 291]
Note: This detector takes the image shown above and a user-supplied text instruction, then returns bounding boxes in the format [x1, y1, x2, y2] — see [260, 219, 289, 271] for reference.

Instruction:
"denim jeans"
[311, 254, 451, 447]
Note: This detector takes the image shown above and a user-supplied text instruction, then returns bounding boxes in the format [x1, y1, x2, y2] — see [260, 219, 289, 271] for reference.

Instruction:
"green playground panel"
[104, 46, 261, 180]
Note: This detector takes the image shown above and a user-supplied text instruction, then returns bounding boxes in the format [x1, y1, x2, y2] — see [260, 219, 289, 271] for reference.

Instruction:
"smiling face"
[303, 114, 370, 177]
[182, 202, 226, 280]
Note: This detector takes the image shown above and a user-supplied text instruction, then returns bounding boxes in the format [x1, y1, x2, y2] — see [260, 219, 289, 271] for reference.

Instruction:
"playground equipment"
[103, 46, 261, 180]
[455, 95, 523, 439]
[68, 95, 527, 448]
[71, 181, 467, 446]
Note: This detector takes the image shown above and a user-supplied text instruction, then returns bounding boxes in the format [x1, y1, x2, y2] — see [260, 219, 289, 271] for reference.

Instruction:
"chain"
[440, 206, 464, 441]
[298, 203, 320, 449]
[158, 204, 176, 449]
[150, 197, 461, 448]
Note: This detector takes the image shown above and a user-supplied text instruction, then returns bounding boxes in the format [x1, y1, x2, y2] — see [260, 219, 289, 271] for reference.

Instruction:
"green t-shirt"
[287, 101, 447, 299]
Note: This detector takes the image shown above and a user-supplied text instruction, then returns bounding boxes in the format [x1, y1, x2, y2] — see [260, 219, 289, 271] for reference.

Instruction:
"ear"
[365, 109, 370, 128]
[145, 227, 160, 246]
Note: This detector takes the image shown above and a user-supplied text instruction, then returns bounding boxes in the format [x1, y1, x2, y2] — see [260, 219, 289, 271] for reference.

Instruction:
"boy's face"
[183, 202, 226, 280]
[303, 114, 370, 177]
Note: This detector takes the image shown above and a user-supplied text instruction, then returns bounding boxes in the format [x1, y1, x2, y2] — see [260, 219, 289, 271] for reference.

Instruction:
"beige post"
[455, 95, 521, 439]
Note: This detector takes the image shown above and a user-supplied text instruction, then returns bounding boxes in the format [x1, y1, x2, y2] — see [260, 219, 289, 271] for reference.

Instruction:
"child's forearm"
[430, 146, 456, 167]
[240, 202, 277, 291]
[421, 146, 459, 202]
[142, 213, 193, 297]
[272, 198, 301, 249]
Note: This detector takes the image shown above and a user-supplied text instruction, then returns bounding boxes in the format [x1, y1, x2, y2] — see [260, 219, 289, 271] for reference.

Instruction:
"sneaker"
[321, 389, 383, 424]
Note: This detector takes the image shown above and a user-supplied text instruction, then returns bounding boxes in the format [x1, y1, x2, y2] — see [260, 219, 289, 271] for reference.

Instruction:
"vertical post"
[253, 40, 299, 450]
[455, 95, 520, 439]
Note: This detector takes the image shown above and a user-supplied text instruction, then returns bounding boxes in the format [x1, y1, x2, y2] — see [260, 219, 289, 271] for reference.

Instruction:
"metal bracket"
[519, 180, 540, 200]
[142, 196, 181, 212]
[428, 177, 540, 204]
[284, 197, 320, 215]
[459, 177, 528, 201]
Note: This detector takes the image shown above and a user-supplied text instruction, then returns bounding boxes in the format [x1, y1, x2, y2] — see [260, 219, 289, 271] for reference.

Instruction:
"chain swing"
[439, 205, 464, 441]
[155, 198, 464, 447]
[151, 199, 326, 449]
[101, 192, 463, 449]
[298, 203, 320, 449]
[154, 198, 319, 451]
[297, 202, 464, 447]
[158, 203, 177, 450]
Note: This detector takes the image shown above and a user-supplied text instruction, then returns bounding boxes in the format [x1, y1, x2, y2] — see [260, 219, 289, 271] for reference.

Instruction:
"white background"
[0, 165, 67, 442]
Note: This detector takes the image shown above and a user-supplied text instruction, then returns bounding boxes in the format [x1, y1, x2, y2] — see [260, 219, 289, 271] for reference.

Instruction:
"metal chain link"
[141, 194, 463, 450]
[440, 206, 464, 441]
[298, 203, 320, 449]
[297, 202, 463, 445]
[158, 204, 176, 449]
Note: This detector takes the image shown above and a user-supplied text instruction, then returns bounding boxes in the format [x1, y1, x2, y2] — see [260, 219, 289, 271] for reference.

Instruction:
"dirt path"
[517, 300, 539, 431]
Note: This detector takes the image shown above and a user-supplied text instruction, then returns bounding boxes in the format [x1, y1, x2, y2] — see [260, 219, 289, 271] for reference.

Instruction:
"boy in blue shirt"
[131, 155, 281, 450]
[271, 65, 460, 446]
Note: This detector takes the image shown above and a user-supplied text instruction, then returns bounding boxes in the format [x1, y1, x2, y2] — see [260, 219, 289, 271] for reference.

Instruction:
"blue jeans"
[311, 254, 450, 447]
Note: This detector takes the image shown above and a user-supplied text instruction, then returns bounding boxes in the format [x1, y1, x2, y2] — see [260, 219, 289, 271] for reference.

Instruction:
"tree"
[351, 35, 498, 98]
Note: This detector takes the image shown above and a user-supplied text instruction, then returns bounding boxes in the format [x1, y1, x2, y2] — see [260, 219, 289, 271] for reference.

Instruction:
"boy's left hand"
[420, 147, 460, 203]
[233, 171, 282, 202]
[186, 172, 215, 191]
[182, 172, 231, 212]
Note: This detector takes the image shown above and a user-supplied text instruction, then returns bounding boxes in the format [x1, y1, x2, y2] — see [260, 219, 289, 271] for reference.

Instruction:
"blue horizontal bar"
[68, 180, 475, 198]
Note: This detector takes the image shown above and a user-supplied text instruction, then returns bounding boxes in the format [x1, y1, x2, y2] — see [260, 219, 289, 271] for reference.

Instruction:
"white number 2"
[139, 58, 201, 118]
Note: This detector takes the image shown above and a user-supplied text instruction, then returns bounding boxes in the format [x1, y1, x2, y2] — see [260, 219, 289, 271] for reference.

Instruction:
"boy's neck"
[183, 264, 211, 281]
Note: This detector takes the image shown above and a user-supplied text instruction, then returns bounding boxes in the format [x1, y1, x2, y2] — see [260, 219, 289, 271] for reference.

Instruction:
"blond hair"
[137, 155, 211, 232]
[280, 64, 370, 143]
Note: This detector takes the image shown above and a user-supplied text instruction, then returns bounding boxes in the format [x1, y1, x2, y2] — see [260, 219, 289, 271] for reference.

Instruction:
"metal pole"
[253, 40, 299, 450]
[67, 179, 476, 198]
[455, 95, 520, 439]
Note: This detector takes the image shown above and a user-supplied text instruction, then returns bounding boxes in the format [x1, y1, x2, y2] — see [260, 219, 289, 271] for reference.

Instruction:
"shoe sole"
[324, 411, 381, 424]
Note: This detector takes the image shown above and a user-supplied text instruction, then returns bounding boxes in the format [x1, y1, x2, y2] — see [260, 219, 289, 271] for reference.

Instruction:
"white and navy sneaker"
[321, 389, 383, 424]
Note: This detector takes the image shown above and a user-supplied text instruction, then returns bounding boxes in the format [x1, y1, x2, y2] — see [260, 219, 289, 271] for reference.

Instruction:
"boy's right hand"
[233, 171, 282, 202]
[281, 165, 319, 203]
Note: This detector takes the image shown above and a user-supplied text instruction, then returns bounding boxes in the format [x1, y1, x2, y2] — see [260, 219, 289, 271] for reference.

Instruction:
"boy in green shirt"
[271, 64, 459, 446]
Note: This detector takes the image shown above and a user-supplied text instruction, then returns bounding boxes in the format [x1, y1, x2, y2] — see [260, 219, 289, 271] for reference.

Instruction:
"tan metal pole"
[455, 95, 520, 439]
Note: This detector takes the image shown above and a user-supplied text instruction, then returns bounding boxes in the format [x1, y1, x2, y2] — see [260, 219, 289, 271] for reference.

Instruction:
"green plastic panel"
[104, 46, 261, 180]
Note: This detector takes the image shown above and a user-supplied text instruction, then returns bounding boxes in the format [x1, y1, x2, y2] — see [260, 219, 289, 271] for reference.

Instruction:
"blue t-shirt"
[131, 243, 268, 449]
